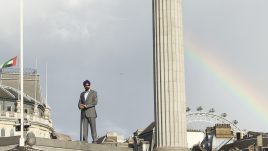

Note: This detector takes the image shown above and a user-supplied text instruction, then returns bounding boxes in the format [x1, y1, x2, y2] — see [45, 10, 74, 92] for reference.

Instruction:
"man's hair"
[83, 80, 91, 86]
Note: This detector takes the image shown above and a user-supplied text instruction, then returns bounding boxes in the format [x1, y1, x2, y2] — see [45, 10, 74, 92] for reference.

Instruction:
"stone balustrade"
[0, 111, 53, 138]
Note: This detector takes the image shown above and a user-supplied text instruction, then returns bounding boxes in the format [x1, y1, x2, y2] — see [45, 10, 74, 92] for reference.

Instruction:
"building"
[192, 124, 235, 151]
[0, 68, 53, 138]
[219, 132, 268, 151]
[187, 129, 205, 149]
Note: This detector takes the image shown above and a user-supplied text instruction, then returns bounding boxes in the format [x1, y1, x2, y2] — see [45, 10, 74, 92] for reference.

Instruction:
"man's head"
[83, 80, 91, 91]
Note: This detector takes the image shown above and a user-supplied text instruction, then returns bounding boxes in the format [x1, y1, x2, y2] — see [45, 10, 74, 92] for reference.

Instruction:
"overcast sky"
[0, 0, 268, 140]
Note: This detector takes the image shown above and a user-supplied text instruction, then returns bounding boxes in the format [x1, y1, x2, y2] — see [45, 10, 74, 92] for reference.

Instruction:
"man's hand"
[79, 104, 85, 109]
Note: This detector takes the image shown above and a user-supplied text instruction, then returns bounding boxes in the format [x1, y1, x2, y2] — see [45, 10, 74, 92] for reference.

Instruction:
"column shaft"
[153, 0, 188, 150]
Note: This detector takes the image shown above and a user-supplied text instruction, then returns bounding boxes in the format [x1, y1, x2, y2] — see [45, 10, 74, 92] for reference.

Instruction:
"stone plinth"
[0, 136, 133, 151]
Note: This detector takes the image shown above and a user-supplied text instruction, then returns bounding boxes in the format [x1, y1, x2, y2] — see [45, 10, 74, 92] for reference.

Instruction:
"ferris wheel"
[186, 107, 242, 134]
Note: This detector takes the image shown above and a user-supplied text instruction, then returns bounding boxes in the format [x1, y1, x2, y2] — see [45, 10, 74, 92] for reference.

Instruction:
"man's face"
[84, 84, 90, 91]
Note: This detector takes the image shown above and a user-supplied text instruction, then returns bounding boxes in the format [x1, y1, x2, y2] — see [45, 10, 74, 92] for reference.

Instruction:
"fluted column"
[153, 0, 188, 150]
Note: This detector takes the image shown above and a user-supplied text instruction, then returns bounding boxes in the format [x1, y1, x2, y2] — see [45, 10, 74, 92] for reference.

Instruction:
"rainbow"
[184, 39, 268, 126]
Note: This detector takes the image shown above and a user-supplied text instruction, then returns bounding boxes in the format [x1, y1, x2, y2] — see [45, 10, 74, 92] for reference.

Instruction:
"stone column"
[153, 0, 188, 150]
[16, 100, 21, 113]
[44, 107, 51, 120]
[34, 103, 39, 116]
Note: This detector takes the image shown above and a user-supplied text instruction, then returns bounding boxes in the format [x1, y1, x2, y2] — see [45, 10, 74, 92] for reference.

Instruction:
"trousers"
[82, 117, 97, 142]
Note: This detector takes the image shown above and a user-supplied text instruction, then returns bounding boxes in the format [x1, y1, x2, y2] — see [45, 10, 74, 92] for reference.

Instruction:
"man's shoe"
[92, 141, 97, 144]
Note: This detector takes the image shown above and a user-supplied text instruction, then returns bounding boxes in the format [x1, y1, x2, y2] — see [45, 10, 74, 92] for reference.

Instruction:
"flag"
[0, 56, 17, 69]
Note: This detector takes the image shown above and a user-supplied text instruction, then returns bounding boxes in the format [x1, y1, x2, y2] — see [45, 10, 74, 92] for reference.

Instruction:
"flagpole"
[34, 57, 37, 101]
[45, 63, 48, 106]
[19, 0, 25, 147]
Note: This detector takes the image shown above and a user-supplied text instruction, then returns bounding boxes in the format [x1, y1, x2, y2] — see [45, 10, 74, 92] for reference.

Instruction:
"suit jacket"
[78, 90, 98, 118]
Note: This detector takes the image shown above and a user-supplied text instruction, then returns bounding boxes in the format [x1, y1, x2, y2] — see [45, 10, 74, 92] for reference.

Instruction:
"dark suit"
[78, 90, 98, 142]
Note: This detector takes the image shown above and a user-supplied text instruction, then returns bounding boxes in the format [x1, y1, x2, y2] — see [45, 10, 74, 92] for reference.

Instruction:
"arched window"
[10, 129, 14, 136]
[1, 128, 5, 137]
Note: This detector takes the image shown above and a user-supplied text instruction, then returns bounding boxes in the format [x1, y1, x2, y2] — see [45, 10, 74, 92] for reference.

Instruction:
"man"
[78, 80, 98, 143]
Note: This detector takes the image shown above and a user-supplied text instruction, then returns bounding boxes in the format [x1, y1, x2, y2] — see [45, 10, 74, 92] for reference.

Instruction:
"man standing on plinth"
[78, 80, 98, 143]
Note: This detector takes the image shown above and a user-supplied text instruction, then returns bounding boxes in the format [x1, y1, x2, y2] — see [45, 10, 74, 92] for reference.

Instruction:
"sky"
[0, 0, 268, 140]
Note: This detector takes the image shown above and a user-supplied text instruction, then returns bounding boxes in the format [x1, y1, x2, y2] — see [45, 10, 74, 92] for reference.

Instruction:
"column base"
[154, 147, 189, 151]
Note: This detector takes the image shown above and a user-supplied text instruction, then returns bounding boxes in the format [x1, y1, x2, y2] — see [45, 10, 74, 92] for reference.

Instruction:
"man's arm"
[78, 95, 85, 109]
[92, 91, 98, 106]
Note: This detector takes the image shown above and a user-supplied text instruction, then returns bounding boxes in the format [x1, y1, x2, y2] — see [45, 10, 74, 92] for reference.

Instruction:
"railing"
[1, 68, 37, 75]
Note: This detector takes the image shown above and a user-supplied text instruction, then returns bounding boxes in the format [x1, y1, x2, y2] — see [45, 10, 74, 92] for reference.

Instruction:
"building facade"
[0, 68, 53, 138]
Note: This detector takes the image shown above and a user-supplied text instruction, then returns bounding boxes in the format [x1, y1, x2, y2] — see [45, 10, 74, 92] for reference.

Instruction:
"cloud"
[22, 0, 130, 42]
[0, 1, 19, 41]
[62, 0, 97, 9]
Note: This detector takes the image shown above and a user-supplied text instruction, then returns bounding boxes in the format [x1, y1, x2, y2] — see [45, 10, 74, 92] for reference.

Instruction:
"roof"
[220, 138, 256, 150]
[0, 85, 40, 104]
[139, 122, 155, 137]
[0, 68, 43, 102]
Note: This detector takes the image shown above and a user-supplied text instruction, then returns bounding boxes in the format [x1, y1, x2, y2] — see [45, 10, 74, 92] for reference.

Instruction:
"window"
[10, 129, 14, 136]
[24, 109, 28, 114]
[7, 106, 12, 112]
[1, 128, 5, 137]
[263, 148, 268, 151]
